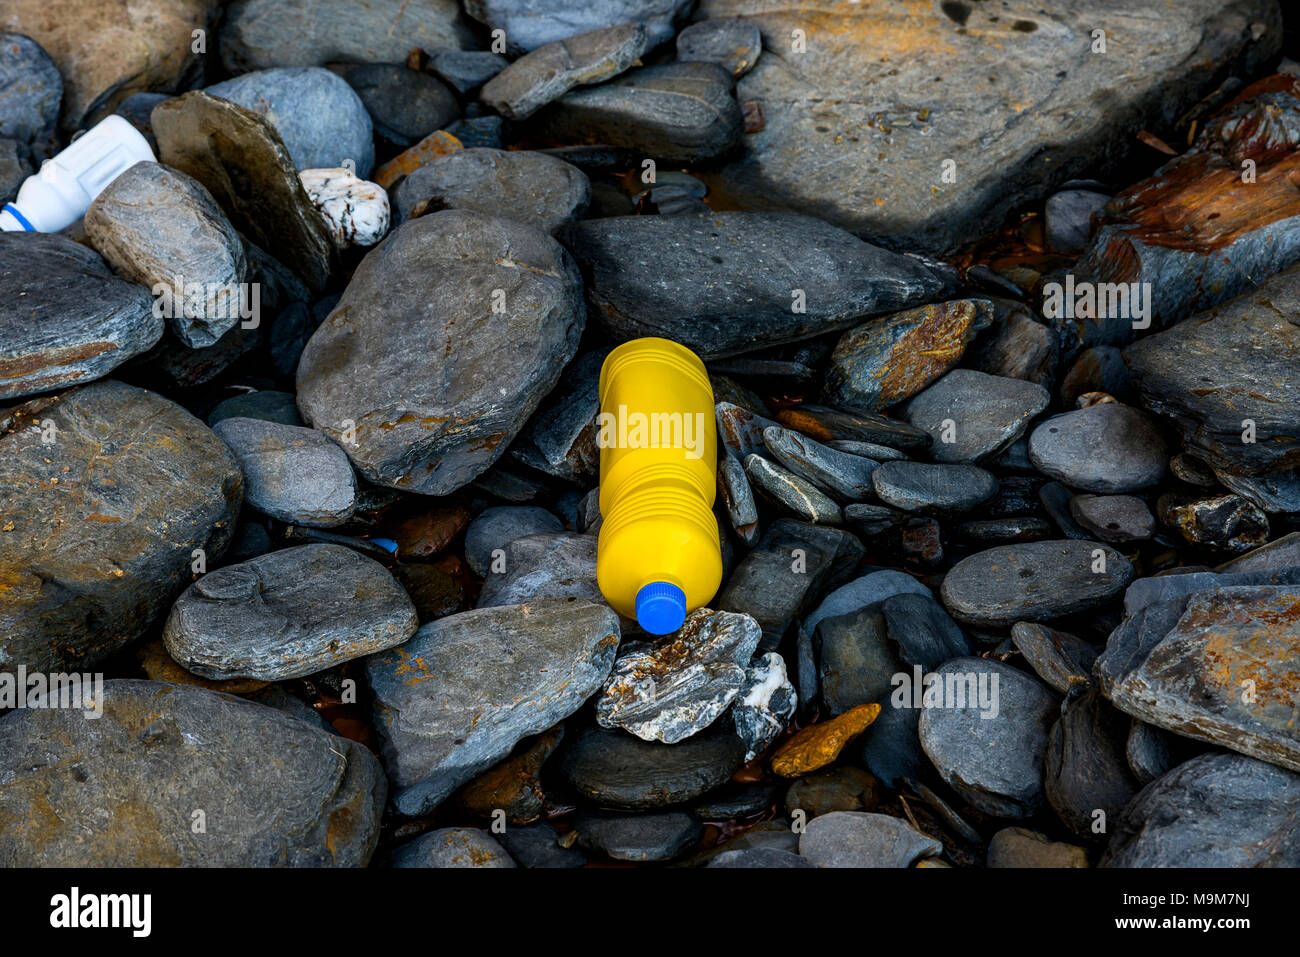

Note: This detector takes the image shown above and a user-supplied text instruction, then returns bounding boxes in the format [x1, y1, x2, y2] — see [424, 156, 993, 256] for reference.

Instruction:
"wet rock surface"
[163, 544, 417, 681]
[0, 680, 385, 866]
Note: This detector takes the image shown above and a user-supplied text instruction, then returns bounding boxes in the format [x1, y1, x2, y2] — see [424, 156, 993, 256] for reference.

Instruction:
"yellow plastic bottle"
[596, 337, 722, 634]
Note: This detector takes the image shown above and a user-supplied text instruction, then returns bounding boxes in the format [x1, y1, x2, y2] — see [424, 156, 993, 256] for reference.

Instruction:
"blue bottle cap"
[635, 581, 686, 635]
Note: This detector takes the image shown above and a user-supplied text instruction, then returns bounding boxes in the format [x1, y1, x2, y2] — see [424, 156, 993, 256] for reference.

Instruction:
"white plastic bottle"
[1, 115, 155, 233]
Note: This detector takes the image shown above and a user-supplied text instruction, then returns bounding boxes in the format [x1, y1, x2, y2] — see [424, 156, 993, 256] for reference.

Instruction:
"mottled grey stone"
[918, 658, 1058, 818]
[499, 822, 587, 868]
[882, 592, 969, 671]
[574, 811, 702, 862]
[1097, 584, 1300, 773]
[940, 540, 1134, 628]
[220, 0, 476, 74]
[296, 211, 585, 494]
[1102, 753, 1300, 867]
[1045, 189, 1110, 255]
[511, 349, 604, 482]
[391, 828, 515, 868]
[0, 233, 160, 400]
[708, 848, 813, 868]
[206, 67, 374, 176]
[1029, 404, 1167, 493]
[844, 503, 906, 538]
[803, 570, 931, 639]
[1218, 531, 1300, 573]
[899, 369, 1049, 464]
[482, 23, 648, 121]
[596, 608, 761, 743]
[335, 62, 458, 147]
[872, 461, 998, 515]
[393, 147, 590, 232]
[208, 390, 302, 427]
[0, 381, 241, 672]
[816, 606, 898, 716]
[718, 452, 759, 544]
[465, 0, 692, 53]
[212, 417, 355, 527]
[366, 598, 619, 816]
[694, 0, 1278, 254]
[558, 724, 746, 810]
[464, 505, 564, 578]
[426, 49, 509, 95]
[0, 32, 60, 144]
[0, 680, 385, 866]
[561, 212, 950, 359]
[716, 401, 777, 459]
[799, 811, 942, 868]
[676, 18, 762, 77]
[163, 544, 416, 680]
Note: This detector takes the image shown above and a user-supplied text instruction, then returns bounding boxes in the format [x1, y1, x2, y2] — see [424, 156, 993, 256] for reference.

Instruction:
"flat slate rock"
[816, 606, 899, 716]
[212, 417, 356, 527]
[208, 390, 303, 427]
[899, 370, 1049, 464]
[220, 0, 476, 73]
[393, 147, 590, 232]
[1009, 622, 1098, 694]
[0, 31, 60, 144]
[558, 724, 747, 810]
[561, 212, 950, 359]
[153, 91, 334, 292]
[483, 23, 648, 121]
[694, 0, 1278, 254]
[1218, 531, 1300, 573]
[1102, 752, 1300, 867]
[1069, 494, 1155, 543]
[391, 828, 516, 868]
[596, 608, 762, 743]
[0, 680, 385, 866]
[708, 848, 813, 868]
[163, 544, 417, 681]
[539, 61, 743, 165]
[0, 233, 161, 401]
[1096, 584, 1300, 773]
[574, 811, 702, 862]
[1028, 404, 1168, 493]
[762, 425, 878, 502]
[803, 569, 931, 639]
[676, 18, 762, 77]
[464, 0, 692, 53]
[872, 461, 998, 516]
[1044, 685, 1141, 838]
[824, 299, 992, 413]
[776, 404, 933, 453]
[941, 540, 1134, 628]
[1125, 263, 1300, 477]
[0, 381, 242, 672]
[499, 822, 587, 868]
[798, 811, 942, 868]
[296, 210, 584, 495]
[882, 592, 970, 671]
[464, 505, 565, 578]
[366, 598, 619, 816]
[335, 62, 459, 148]
[745, 453, 842, 524]
[918, 658, 1058, 818]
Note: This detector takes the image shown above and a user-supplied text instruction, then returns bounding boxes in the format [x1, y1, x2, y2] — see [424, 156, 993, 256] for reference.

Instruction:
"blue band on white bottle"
[2, 204, 34, 231]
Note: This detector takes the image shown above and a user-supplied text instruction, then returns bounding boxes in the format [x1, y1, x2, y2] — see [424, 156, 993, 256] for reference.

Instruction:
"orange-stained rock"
[373, 130, 463, 190]
[136, 638, 269, 695]
[456, 725, 564, 824]
[769, 702, 880, 777]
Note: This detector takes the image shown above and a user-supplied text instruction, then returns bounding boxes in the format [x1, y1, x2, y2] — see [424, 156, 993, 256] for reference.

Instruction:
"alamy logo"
[151, 276, 260, 326]
[1041, 275, 1152, 329]
[891, 665, 1000, 719]
[50, 888, 151, 937]
[595, 405, 708, 460]
[0, 666, 103, 718]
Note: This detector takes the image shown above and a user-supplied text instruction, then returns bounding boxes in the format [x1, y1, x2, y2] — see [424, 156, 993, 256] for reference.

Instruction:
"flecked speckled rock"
[465, 0, 692, 53]
[366, 599, 619, 816]
[296, 210, 585, 494]
[0, 381, 242, 672]
[1029, 404, 1168, 493]
[464, 506, 565, 578]
[0, 233, 161, 401]
[163, 544, 417, 681]
[676, 18, 762, 77]
[391, 828, 516, 868]
[940, 540, 1134, 628]
[597, 609, 762, 743]
[871, 461, 998, 516]
[0, 680, 385, 866]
